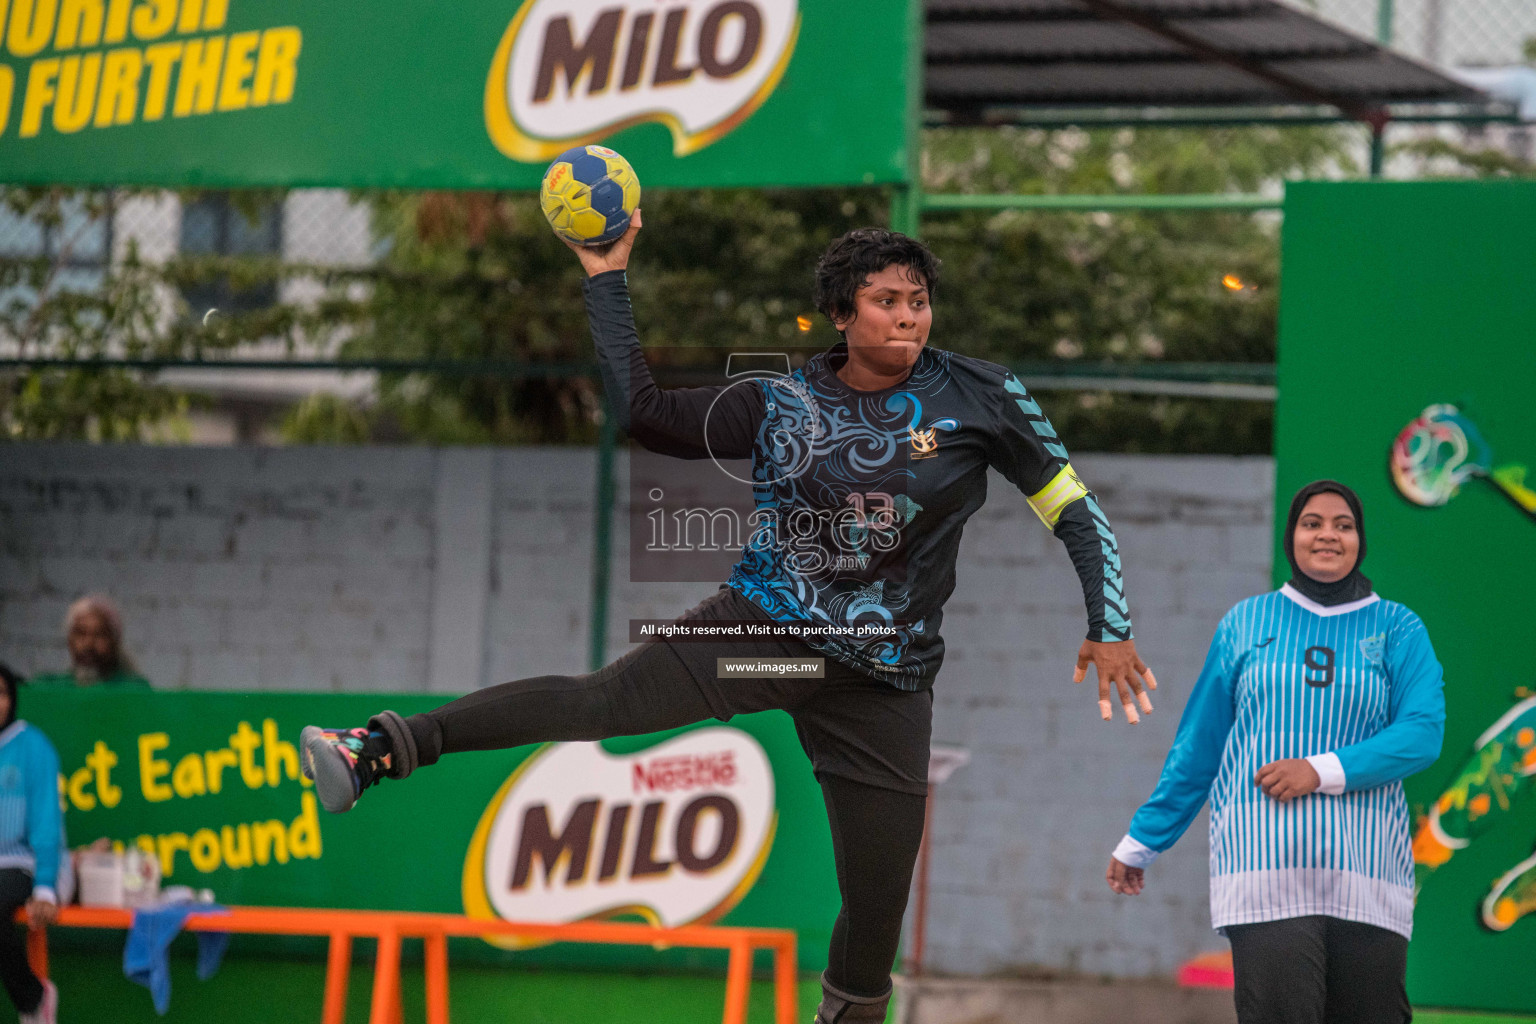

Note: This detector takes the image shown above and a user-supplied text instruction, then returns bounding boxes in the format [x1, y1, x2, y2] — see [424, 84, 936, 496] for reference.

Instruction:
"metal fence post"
[891, 0, 927, 237]
[588, 399, 617, 672]
[1371, 0, 1396, 177]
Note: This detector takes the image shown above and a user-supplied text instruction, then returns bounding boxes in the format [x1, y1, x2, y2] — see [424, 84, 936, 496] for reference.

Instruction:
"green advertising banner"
[26, 691, 841, 971]
[1276, 180, 1536, 1014]
[0, 0, 911, 189]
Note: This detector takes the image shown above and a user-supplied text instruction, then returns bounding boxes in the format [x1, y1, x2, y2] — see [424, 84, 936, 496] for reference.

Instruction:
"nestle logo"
[632, 751, 738, 793]
[465, 729, 775, 939]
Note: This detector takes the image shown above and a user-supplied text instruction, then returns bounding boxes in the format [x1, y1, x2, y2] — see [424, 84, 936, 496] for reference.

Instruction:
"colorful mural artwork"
[1390, 404, 1536, 522]
[1413, 693, 1536, 931]
[1280, 182, 1536, 1012]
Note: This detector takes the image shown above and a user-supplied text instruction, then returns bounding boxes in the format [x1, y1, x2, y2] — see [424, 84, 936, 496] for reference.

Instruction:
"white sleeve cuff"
[1112, 834, 1160, 869]
[1306, 752, 1346, 795]
[31, 886, 56, 904]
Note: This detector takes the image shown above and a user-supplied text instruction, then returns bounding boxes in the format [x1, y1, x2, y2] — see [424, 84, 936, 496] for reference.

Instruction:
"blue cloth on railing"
[122, 902, 231, 1015]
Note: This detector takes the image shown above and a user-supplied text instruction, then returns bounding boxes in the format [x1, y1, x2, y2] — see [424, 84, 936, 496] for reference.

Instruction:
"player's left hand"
[1106, 856, 1145, 896]
[1074, 638, 1156, 723]
[1255, 758, 1320, 802]
[25, 897, 57, 928]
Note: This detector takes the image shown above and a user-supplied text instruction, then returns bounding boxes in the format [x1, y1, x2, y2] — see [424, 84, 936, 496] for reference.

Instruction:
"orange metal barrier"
[22, 905, 799, 1024]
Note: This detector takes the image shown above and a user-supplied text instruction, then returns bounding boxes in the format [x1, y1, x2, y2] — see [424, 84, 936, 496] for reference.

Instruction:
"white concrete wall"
[923, 455, 1273, 979]
[0, 443, 1274, 976]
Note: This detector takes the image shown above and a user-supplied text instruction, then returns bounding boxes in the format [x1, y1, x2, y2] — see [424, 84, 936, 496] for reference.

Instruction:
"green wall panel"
[1277, 180, 1536, 1013]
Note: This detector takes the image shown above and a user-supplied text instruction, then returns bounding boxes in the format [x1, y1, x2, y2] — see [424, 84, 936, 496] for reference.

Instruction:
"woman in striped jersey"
[1107, 480, 1445, 1024]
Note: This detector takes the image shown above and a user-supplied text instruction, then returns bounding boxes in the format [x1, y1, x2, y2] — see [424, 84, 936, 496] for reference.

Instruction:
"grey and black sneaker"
[813, 974, 890, 1023]
[300, 725, 392, 813]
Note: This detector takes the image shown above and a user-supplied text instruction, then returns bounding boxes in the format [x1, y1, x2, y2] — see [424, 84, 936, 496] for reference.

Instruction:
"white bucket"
[77, 851, 124, 908]
[121, 848, 161, 908]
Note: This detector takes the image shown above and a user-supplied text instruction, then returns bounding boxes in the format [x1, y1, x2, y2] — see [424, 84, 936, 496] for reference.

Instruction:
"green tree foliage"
[280, 392, 372, 445]
[313, 186, 892, 444]
[0, 189, 189, 440]
[4, 124, 1355, 451]
[325, 125, 1346, 452]
[0, 188, 322, 440]
[1388, 136, 1536, 178]
[915, 124, 1348, 452]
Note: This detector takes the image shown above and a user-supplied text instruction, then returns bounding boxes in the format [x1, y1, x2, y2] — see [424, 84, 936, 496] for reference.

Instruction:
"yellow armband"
[1026, 463, 1089, 529]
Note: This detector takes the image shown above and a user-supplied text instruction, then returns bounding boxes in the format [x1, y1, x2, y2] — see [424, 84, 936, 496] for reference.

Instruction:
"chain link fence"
[1, 0, 1531, 444]
[1294, 0, 1536, 163]
[0, 189, 374, 297]
[0, 188, 381, 442]
[1300, 0, 1536, 67]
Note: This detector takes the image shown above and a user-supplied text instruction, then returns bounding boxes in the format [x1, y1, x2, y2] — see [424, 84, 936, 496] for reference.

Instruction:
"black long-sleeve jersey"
[586, 271, 1133, 691]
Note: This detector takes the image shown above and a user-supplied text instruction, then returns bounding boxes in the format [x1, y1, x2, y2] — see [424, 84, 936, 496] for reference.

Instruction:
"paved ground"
[895, 975, 1237, 1024]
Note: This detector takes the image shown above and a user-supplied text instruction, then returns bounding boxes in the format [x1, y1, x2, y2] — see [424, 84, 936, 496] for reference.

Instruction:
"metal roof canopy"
[924, 0, 1514, 128]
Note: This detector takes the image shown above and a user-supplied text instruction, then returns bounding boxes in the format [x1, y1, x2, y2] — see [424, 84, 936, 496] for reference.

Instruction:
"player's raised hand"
[1106, 856, 1145, 895]
[564, 208, 642, 277]
[1074, 638, 1156, 723]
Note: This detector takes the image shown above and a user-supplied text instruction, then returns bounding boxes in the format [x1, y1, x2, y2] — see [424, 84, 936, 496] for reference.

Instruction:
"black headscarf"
[0, 663, 19, 730]
[1284, 480, 1373, 606]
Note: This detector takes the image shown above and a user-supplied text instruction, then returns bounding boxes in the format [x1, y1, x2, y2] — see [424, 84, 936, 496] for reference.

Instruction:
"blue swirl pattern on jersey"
[729, 352, 933, 685]
[581, 270, 1134, 690]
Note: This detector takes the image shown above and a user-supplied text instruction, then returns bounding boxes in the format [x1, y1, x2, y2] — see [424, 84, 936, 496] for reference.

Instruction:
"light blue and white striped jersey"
[1114, 585, 1445, 938]
[0, 720, 63, 896]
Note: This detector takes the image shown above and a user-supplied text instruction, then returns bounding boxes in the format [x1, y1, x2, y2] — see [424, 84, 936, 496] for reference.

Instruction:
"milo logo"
[485, 0, 800, 161]
[462, 728, 776, 944]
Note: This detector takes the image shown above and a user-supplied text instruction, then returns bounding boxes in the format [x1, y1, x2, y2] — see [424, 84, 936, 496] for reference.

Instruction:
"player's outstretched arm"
[1105, 620, 1240, 892]
[980, 372, 1155, 723]
[569, 210, 763, 460]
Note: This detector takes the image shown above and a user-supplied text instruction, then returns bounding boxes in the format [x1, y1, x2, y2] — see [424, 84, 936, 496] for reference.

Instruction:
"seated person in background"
[0, 662, 61, 1024]
[28, 596, 151, 690]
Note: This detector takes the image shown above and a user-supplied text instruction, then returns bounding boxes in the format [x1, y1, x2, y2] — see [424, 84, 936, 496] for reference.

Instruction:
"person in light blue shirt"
[1107, 480, 1445, 1024]
[0, 663, 61, 1024]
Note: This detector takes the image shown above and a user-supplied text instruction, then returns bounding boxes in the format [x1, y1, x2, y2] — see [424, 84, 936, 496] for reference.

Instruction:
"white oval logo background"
[485, 0, 800, 161]
[463, 728, 776, 945]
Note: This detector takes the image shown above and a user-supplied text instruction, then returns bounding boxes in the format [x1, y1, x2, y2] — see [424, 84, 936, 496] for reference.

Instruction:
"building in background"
[1302, 0, 1536, 163]
[0, 190, 377, 444]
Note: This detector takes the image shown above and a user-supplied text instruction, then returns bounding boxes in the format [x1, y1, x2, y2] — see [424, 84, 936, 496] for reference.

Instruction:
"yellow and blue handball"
[539, 145, 641, 247]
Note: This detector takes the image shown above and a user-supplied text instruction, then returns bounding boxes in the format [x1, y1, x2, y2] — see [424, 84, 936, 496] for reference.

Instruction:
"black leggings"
[404, 592, 931, 999]
[0, 869, 43, 1015]
[818, 775, 926, 996]
[1227, 915, 1411, 1024]
[409, 638, 723, 756]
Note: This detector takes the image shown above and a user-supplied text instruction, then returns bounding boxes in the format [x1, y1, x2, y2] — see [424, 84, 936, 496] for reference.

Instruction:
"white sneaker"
[20, 979, 56, 1024]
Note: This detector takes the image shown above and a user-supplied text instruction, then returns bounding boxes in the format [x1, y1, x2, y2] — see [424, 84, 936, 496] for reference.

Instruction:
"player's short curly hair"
[813, 229, 940, 329]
